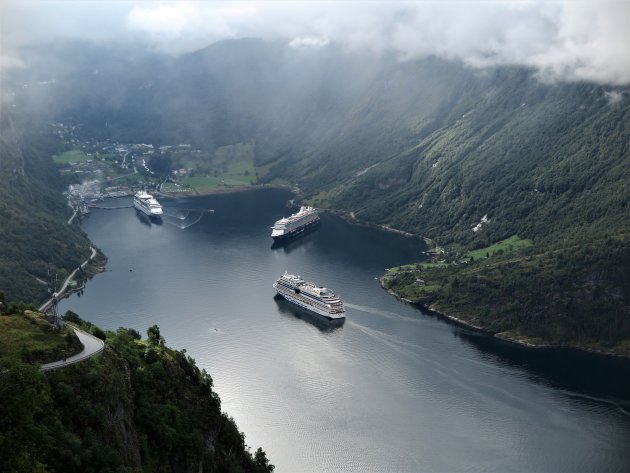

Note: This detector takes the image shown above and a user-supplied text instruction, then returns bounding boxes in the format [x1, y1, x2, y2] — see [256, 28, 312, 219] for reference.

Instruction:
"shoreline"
[72, 189, 629, 361]
[158, 183, 292, 198]
[326, 205, 630, 361]
[379, 279, 630, 360]
[38, 246, 99, 313]
[318, 207, 434, 246]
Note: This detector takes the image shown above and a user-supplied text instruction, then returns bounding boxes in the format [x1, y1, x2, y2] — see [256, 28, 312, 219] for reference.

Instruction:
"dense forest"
[382, 235, 630, 354]
[0, 114, 93, 304]
[0, 309, 273, 473]
[309, 67, 630, 355]
[3, 38, 629, 353]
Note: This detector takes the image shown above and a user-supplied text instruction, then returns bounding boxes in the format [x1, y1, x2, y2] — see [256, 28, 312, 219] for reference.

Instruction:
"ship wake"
[162, 208, 205, 229]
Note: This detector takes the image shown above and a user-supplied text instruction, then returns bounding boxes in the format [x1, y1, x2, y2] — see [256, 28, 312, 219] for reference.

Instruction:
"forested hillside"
[5, 38, 629, 353]
[0, 114, 92, 304]
[312, 72, 629, 249]
[0, 311, 273, 473]
[313, 68, 630, 354]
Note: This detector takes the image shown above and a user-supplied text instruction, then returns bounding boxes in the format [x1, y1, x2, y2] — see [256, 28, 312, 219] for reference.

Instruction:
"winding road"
[41, 326, 105, 371]
[37, 246, 104, 371]
[38, 246, 97, 313]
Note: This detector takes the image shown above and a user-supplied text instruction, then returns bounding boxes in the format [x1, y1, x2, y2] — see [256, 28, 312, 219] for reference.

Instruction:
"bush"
[63, 310, 83, 324]
[91, 327, 106, 341]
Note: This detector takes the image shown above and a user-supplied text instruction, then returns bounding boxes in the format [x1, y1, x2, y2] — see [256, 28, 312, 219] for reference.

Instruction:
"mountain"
[0, 311, 274, 473]
[0, 113, 93, 305]
[4, 38, 629, 353]
[312, 70, 630, 248]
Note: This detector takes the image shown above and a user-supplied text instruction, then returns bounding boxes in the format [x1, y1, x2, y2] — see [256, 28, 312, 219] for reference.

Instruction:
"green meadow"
[53, 149, 92, 164]
[0, 312, 79, 364]
[175, 142, 257, 193]
[467, 235, 533, 261]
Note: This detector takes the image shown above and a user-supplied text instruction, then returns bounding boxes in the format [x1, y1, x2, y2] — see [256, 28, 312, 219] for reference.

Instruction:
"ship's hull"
[274, 295, 344, 331]
[133, 202, 162, 220]
[273, 282, 345, 319]
[271, 218, 320, 242]
[133, 200, 162, 221]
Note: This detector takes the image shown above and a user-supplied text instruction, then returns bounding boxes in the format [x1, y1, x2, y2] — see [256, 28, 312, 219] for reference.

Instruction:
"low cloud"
[124, 1, 630, 85]
[289, 36, 330, 49]
[2, 1, 629, 85]
[0, 54, 25, 74]
[604, 90, 624, 105]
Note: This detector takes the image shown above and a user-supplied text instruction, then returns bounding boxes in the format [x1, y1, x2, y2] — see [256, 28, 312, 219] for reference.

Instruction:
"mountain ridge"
[4, 38, 629, 353]
[0, 114, 93, 304]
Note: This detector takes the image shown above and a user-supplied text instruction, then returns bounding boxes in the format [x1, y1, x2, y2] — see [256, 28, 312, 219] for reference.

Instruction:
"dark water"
[60, 188, 630, 473]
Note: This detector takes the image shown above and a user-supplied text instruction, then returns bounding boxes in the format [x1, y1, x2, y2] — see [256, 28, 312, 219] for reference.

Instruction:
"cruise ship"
[270, 206, 320, 241]
[133, 191, 163, 219]
[273, 272, 346, 319]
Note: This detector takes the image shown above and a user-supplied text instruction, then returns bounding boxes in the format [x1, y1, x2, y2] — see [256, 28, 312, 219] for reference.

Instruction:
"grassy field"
[384, 264, 418, 274]
[382, 235, 535, 305]
[177, 142, 257, 192]
[214, 142, 255, 174]
[0, 311, 79, 364]
[165, 141, 292, 193]
[53, 149, 92, 164]
[384, 235, 532, 279]
[384, 261, 448, 275]
[468, 235, 533, 261]
[180, 176, 227, 193]
[160, 182, 191, 193]
[179, 175, 255, 193]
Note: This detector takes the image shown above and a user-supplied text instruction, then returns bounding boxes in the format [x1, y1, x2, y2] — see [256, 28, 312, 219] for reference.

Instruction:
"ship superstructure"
[273, 271, 345, 319]
[270, 206, 320, 241]
[133, 191, 163, 219]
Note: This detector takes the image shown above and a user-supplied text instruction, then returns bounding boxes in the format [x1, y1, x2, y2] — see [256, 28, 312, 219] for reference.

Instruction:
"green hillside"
[312, 72, 630, 354]
[0, 310, 81, 365]
[5, 39, 629, 354]
[312, 75, 629, 249]
[0, 115, 93, 305]
[0, 310, 274, 473]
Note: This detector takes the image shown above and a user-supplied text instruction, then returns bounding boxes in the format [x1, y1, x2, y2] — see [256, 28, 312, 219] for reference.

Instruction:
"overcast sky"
[1, 0, 629, 85]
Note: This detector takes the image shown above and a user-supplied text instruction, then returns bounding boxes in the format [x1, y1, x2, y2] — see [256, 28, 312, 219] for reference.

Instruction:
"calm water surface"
[60, 189, 630, 473]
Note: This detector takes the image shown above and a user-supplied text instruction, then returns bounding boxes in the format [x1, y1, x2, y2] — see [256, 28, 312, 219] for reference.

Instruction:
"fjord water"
[60, 188, 630, 472]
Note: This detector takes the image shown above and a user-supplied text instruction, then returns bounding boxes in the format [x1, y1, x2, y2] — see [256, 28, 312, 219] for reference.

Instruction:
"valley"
[3, 38, 629, 355]
[1, 3, 630, 471]
[52, 121, 275, 201]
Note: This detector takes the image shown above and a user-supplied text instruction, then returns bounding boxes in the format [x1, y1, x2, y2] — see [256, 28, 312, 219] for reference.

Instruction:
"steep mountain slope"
[312, 69, 630, 353]
[0, 114, 92, 304]
[5, 39, 629, 352]
[10, 40, 487, 177]
[0, 313, 274, 473]
[314, 72, 630, 249]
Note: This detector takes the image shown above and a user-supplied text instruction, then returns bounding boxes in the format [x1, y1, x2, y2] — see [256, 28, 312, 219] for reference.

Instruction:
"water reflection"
[134, 210, 153, 227]
[270, 229, 320, 253]
[452, 326, 630, 406]
[60, 188, 630, 472]
[274, 296, 345, 333]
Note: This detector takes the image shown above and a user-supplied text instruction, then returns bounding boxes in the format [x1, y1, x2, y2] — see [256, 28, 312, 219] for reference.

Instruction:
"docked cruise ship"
[270, 206, 320, 241]
[133, 191, 163, 219]
[273, 272, 346, 319]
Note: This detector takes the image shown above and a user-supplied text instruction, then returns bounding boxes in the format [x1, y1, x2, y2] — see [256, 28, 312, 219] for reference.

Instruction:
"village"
[49, 121, 222, 218]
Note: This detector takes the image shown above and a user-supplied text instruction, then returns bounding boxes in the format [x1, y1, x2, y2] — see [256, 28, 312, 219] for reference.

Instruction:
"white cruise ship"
[273, 271, 345, 319]
[133, 191, 163, 219]
[270, 206, 320, 241]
